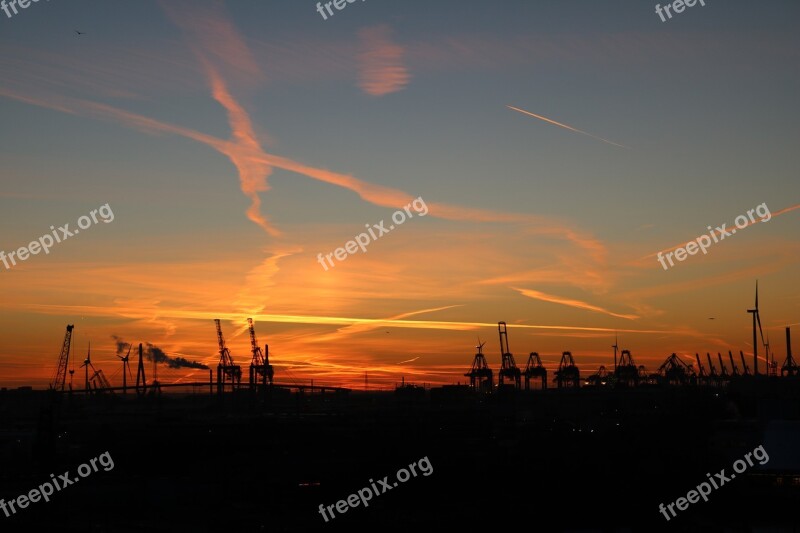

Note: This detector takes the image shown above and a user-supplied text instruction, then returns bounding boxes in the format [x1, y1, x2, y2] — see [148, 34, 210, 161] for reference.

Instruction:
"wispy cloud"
[513, 287, 639, 320]
[357, 25, 410, 96]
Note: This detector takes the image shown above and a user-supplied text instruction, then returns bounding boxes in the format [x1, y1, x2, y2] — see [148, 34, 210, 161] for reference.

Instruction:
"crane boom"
[215, 319, 235, 366]
[50, 325, 75, 391]
[248, 318, 264, 366]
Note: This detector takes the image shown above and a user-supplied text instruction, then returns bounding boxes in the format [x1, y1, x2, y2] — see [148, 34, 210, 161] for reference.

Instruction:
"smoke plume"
[111, 336, 209, 370]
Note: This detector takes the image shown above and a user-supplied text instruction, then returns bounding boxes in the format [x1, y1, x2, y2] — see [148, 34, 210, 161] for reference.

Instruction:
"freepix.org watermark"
[1, 451, 114, 518]
[315, 0, 365, 21]
[655, 0, 706, 23]
[317, 197, 428, 271]
[657, 202, 771, 271]
[658, 444, 769, 521]
[318, 456, 433, 522]
[1, 0, 50, 20]
[0, 203, 114, 271]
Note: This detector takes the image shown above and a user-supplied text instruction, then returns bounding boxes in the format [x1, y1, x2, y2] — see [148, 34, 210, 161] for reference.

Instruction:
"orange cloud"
[357, 25, 411, 96]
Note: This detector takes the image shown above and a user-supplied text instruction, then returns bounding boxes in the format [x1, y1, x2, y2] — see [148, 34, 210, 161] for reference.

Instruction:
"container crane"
[554, 351, 580, 388]
[615, 349, 639, 387]
[523, 352, 547, 390]
[247, 318, 274, 389]
[497, 322, 521, 389]
[465, 340, 492, 392]
[215, 319, 242, 394]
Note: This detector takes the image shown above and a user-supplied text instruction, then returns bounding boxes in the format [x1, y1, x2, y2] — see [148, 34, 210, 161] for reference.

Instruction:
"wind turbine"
[746, 281, 765, 375]
[80, 342, 92, 393]
[612, 335, 619, 371]
[476, 337, 486, 354]
[116, 344, 133, 394]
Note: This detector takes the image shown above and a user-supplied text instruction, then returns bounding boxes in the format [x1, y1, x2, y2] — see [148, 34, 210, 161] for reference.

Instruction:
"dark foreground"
[1, 380, 800, 532]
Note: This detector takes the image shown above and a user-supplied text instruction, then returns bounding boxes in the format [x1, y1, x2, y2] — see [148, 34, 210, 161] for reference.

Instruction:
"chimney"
[787, 327, 793, 361]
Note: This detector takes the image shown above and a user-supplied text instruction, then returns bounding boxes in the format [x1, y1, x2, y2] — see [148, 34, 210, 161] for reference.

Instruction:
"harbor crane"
[215, 319, 242, 394]
[523, 352, 547, 390]
[554, 351, 580, 388]
[615, 349, 639, 387]
[247, 318, 274, 389]
[497, 322, 521, 388]
[465, 340, 492, 392]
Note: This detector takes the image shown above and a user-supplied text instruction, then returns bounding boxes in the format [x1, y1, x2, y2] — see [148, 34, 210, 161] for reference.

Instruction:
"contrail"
[513, 287, 639, 320]
[507, 105, 628, 149]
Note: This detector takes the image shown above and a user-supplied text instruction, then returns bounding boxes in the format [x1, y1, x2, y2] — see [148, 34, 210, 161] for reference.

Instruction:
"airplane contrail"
[507, 105, 628, 149]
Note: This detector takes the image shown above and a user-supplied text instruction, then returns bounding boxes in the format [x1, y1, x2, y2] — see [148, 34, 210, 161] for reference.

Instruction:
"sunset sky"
[1, 0, 799, 390]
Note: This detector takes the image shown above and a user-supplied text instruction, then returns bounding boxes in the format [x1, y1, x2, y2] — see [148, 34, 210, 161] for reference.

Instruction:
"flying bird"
[74, 30, 85, 36]
[507, 105, 628, 149]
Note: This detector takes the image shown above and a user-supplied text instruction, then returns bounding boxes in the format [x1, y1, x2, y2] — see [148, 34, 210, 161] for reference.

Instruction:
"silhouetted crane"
[465, 339, 492, 392]
[657, 353, 694, 386]
[247, 318, 273, 390]
[215, 319, 242, 394]
[695, 353, 706, 379]
[554, 351, 580, 388]
[717, 353, 728, 378]
[497, 322, 521, 389]
[523, 352, 547, 390]
[50, 324, 74, 392]
[739, 350, 750, 376]
[585, 365, 609, 387]
[728, 350, 739, 376]
[706, 353, 718, 385]
[615, 349, 639, 387]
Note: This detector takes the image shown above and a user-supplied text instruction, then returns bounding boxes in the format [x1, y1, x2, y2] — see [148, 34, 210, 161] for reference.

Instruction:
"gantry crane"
[657, 353, 694, 386]
[247, 318, 274, 390]
[50, 325, 74, 391]
[554, 351, 580, 388]
[615, 349, 639, 387]
[523, 352, 547, 390]
[585, 365, 609, 387]
[215, 319, 242, 394]
[497, 322, 521, 388]
[465, 340, 492, 392]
